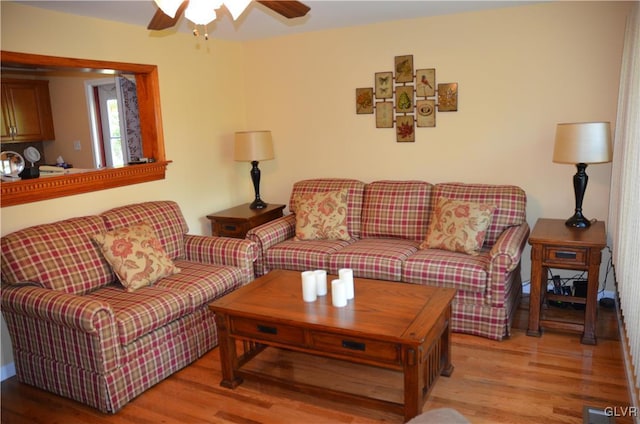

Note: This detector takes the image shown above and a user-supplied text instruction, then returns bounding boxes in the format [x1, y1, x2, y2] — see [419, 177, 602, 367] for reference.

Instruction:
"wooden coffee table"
[209, 269, 456, 422]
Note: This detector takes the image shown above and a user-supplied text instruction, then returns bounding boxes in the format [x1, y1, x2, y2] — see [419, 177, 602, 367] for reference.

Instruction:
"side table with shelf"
[206, 203, 285, 238]
[527, 218, 606, 345]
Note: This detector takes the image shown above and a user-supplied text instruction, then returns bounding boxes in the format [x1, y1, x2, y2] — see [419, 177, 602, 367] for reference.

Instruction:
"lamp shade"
[234, 131, 274, 162]
[553, 122, 612, 164]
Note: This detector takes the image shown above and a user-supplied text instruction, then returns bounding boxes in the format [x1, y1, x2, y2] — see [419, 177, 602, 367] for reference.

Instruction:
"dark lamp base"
[250, 199, 267, 210]
[565, 212, 590, 228]
[19, 167, 40, 180]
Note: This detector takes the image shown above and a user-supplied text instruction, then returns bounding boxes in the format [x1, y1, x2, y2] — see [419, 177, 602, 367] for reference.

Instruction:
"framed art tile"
[394, 55, 414, 83]
[355, 54, 458, 141]
[396, 115, 415, 142]
[416, 68, 435, 97]
[416, 99, 436, 127]
[375, 72, 393, 99]
[376, 101, 394, 128]
[355, 88, 374, 114]
[437, 83, 458, 111]
[395, 85, 414, 114]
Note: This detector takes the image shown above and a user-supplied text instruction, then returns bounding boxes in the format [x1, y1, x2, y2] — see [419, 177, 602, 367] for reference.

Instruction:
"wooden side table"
[527, 218, 606, 344]
[206, 203, 285, 238]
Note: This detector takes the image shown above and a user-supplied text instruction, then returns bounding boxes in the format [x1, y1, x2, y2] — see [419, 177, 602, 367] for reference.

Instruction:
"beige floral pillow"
[294, 189, 351, 241]
[420, 198, 496, 255]
[92, 222, 180, 292]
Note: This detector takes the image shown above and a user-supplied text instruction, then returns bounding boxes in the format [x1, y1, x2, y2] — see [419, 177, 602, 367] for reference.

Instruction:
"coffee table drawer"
[310, 332, 400, 363]
[230, 318, 305, 344]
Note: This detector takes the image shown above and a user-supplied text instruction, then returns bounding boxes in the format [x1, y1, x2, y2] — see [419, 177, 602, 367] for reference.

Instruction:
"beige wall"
[240, 0, 628, 290]
[0, 1, 631, 372]
[44, 73, 108, 169]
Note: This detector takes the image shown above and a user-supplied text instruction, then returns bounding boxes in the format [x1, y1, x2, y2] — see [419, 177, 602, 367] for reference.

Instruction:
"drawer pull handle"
[555, 251, 577, 259]
[342, 340, 365, 351]
[224, 225, 237, 231]
[257, 325, 278, 335]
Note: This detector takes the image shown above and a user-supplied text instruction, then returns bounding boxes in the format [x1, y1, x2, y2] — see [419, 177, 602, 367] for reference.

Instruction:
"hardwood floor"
[1, 296, 633, 424]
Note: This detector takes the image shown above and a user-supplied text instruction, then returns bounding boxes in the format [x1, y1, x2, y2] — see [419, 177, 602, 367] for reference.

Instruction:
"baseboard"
[615, 291, 640, 423]
[1, 362, 16, 382]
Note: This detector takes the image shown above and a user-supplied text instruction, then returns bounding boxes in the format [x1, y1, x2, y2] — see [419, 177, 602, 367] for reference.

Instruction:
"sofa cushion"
[402, 248, 490, 293]
[156, 260, 244, 308]
[1, 216, 115, 295]
[293, 189, 350, 241]
[290, 179, 366, 239]
[361, 180, 433, 242]
[328, 238, 419, 281]
[266, 239, 352, 272]
[420, 198, 496, 255]
[100, 201, 188, 260]
[85, 284, 191, 346]
[433, 183, 526, 246]
[92, 223, 181, 292]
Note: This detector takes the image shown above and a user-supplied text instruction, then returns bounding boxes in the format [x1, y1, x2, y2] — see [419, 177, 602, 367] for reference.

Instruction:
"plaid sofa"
[1, 201, 257, 413]
[247, 179, 529, 341]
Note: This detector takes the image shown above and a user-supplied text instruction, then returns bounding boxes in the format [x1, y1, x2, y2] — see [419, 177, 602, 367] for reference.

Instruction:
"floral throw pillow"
[420, 198, 496, 255]
[294, 189, 351, 241]
[92, 222, 180, 292]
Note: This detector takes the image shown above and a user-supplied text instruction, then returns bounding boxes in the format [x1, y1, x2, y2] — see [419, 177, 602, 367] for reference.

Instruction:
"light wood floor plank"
[1, 298, 633, 423]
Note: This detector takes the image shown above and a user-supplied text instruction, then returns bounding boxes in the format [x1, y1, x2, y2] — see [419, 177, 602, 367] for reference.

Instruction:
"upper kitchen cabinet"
[1, 79, 55, 143]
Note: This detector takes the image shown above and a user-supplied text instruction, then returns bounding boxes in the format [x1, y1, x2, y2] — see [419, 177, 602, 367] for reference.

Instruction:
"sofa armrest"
[489, 222, 530, 273]
[1, 285, 120, 373]
[246, 214, 296, 276]
[183, 235, 258, 284]
[486, 222, 530, 306]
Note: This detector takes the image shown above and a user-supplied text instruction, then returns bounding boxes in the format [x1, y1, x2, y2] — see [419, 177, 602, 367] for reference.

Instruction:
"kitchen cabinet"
[1, 79, 55, 143]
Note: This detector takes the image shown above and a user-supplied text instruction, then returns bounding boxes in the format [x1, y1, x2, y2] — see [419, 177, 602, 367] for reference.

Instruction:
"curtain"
[117, 77, 143, 161]
[608, 1, 640, 405]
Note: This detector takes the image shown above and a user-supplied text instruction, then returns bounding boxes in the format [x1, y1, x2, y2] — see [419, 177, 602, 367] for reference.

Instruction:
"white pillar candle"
[301, 271, 317, 302]
[314, 269, 327, 296]
[338, 268, 354, 300]
[331, 279, 347, 307]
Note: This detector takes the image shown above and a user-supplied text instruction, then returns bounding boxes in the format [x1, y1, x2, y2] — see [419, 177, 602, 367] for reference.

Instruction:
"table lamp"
[552, 122, 612, 228]
[234, 130, 274, 209]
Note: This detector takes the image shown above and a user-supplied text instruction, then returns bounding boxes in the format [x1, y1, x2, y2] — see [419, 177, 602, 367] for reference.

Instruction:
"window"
[105, 96, 124, 166]
[85, 77, 139, 168]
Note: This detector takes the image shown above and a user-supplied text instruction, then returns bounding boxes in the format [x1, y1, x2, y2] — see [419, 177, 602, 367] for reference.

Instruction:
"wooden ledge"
[1, 161, 170, 207]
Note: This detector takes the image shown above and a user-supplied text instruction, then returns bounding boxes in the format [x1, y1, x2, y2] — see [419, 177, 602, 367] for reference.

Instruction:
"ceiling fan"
[148, 0, 311, 31]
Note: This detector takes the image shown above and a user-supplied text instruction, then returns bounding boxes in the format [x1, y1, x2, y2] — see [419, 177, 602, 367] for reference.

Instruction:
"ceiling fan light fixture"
[185, 0, 221, 26]
[153, 0, 184, 18]
[148, 0, 309, 36]
[225, 0, 253, 20]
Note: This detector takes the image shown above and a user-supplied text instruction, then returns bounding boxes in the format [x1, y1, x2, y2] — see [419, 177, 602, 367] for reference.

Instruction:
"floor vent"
[583, 406, 615, 424]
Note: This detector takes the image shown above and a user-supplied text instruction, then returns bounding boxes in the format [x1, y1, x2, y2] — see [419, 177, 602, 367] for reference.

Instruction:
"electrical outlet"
[73, 140, 81, 151]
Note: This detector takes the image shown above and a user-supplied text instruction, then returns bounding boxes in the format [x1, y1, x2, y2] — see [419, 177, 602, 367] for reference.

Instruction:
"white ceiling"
[13, 0, 540, 41]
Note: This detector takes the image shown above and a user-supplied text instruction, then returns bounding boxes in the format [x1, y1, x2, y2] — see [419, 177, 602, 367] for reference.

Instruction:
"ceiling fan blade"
[147, 1, 189, 30]
[256, 1, 310, 19]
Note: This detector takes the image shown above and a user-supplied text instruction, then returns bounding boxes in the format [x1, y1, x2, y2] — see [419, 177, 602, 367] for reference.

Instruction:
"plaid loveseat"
[1, 201, 257, 413]
[247, 179, 529, 341]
